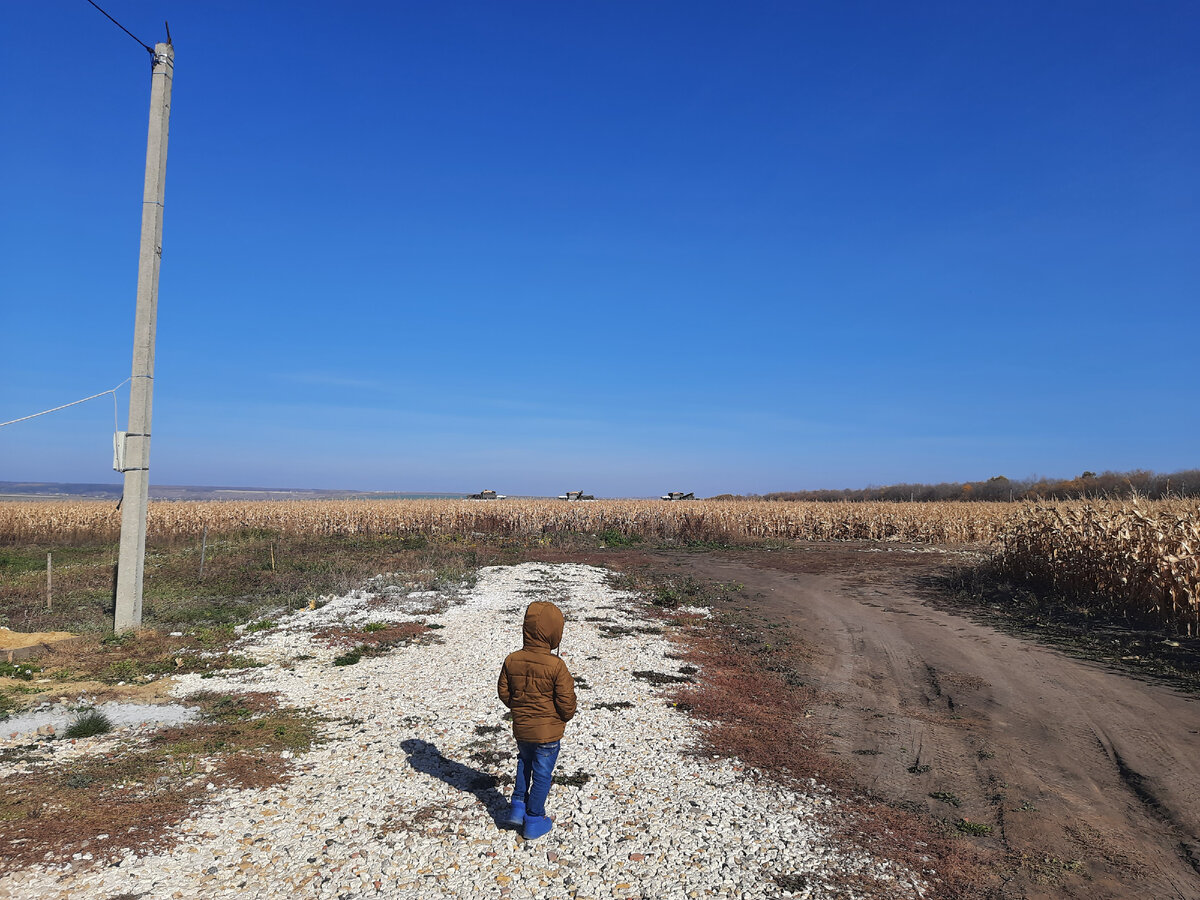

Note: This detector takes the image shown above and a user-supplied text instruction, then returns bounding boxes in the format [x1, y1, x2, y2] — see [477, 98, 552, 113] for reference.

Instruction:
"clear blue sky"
[2, 2, 1197, 497]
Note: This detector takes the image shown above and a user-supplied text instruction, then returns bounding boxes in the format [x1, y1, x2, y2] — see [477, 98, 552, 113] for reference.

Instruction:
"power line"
[0, 378, 136, 429]
[82, 0, 154, 55]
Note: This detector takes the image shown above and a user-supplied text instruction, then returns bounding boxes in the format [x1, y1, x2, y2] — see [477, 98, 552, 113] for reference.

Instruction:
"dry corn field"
[0, 498, 1018, 544]
[1, 498, 1196, 632]
[998, 500, 1200, 634]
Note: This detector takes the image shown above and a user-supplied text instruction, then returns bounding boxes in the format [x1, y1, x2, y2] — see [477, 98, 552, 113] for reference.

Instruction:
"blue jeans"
[512, 740, 561, 817]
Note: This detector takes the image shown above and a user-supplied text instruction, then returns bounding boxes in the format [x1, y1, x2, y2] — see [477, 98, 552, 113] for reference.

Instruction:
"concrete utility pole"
[115, 42, 174, 633]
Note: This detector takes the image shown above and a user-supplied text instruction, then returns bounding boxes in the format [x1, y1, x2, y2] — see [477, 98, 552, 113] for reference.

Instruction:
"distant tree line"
[710, 469, 1200, 503]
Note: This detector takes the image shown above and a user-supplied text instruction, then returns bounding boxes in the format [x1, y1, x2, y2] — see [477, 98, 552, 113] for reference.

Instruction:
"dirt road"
[655, 546, 1200, 899]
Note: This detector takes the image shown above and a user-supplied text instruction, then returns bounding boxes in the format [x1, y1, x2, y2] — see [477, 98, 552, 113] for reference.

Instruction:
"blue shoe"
[504, 800, 525, 828]
[523, 814, 553, 840]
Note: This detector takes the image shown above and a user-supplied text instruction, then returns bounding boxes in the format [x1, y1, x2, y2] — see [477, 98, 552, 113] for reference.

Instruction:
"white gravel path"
[1, 562, 923, 900]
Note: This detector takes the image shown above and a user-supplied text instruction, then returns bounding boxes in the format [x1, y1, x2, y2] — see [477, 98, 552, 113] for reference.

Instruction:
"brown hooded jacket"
[497, 601, 577, 743]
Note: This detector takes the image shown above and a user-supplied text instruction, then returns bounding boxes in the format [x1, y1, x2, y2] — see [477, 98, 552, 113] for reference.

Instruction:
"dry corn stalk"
[996, 499, 1200, 634]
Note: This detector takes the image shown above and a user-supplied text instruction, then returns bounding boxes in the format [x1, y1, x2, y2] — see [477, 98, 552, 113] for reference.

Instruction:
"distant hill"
[0, 482, 468, 501]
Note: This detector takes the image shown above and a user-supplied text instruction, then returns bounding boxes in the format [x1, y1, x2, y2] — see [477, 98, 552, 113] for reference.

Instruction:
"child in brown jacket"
[497, 600, 576, 840]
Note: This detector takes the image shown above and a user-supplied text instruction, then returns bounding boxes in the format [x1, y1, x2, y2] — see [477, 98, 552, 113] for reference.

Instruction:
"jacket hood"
[522, 601, 564, 651]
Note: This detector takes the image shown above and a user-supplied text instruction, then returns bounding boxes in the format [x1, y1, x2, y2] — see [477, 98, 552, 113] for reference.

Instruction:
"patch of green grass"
[98, 649, 262, 685]
[4, 684, 45, 695]
[955, 819, 992, 836]
[929, 791, 962, 807]
[215, 654, 265, 671]
[598, 528, 642, 547]
[194, 624, 236, 646]
[653, 587, 683, 608]
[333, 647, 366, 666]
[159, 692, 322, 756]
[0, 662, 41, 680]
[204, 695, 256, 721]
[0, 550, 49, 576]
[245, 620, 276, 634]
[362, 622, 388, 633]
[154, 597, 265, 627]
[101, 659, 143, 684]
[64, 709, 114, 739]
[907, 762, 932, 774]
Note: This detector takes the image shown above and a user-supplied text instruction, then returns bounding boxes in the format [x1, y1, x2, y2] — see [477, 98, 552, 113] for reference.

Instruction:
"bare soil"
[0, 629, 77, 650]
[0, 628, 81, 663]
[636, 544, 1200, 900]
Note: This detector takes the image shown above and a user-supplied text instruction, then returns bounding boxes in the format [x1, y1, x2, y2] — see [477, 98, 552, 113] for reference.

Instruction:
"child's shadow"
[400, 738, 509, 827]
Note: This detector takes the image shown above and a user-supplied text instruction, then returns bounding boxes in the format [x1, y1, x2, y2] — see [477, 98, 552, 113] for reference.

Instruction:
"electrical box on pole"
[112, 431, 128, 471]
[114, 42, 173, 633]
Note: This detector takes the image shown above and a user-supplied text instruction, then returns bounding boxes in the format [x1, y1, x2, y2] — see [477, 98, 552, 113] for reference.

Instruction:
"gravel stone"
[0, 563, 924, 899]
